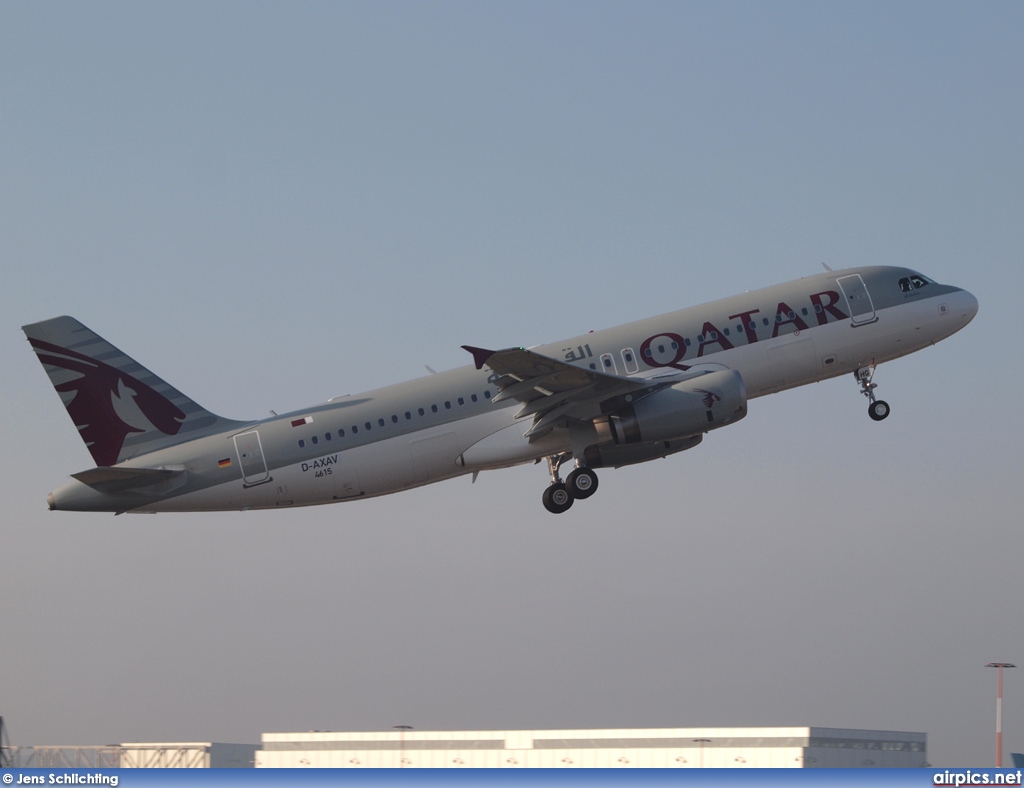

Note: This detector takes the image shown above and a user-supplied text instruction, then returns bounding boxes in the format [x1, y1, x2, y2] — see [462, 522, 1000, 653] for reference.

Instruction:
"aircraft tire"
[565, 468, 598, 499]
[869, 400, 890, 421]
[542, 483, 574, 514]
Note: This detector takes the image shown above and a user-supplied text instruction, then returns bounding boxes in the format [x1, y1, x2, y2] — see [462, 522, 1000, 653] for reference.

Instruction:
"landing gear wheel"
[542, 483, 574, 514]
[855, 366, 891, 421]
[565, 468, 598, 499]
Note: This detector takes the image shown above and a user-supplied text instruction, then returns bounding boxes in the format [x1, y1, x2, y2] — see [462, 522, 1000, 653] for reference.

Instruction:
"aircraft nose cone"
[960, 289, 979, 324]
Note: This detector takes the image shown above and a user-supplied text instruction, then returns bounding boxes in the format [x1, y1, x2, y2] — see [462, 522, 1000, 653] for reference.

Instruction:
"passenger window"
[365, 422, 372, 430]
[405, 412, 411, 420]
[325, 432, 332, 441]
[352, 425, 358, 434]
[298, 439, 305, 448]
[418, 408, 425, 416]
[392, 415, 399, 424]
[312, 435, 319, 445]
[338, 429, 345, 437]
[431, 404, 438, 413]
[471, 394, 478, 403]
[484, 391, 492, 399]
[378, 418, 385, 427]
[458, 397, 465, 406]
[445, 401, 451, 409]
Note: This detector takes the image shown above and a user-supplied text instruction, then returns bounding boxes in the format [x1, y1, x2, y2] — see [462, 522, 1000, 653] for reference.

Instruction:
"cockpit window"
[898, 275, 931, 293]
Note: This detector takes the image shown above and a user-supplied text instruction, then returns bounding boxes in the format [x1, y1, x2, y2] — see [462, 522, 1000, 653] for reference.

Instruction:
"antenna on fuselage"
[821, 262, 834, 272]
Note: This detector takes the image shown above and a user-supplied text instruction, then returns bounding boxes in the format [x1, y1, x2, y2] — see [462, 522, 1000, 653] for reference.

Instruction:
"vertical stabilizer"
[23, 316, 247, 466]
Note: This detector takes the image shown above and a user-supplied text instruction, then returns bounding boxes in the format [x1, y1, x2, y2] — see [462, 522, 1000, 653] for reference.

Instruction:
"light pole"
[394, 725, 413, 768]
[693, 738, 711, 768]
[986, 663, 1015, 767]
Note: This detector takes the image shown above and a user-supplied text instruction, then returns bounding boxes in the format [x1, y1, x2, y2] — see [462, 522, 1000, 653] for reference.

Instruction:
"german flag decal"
[218, 458, 232, 468]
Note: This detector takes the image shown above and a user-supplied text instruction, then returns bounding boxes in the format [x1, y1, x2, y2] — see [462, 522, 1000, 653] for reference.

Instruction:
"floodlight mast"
[394, 725, 413, 768]
[986, 662, 1016, 767]
[0, 716, 10, 767]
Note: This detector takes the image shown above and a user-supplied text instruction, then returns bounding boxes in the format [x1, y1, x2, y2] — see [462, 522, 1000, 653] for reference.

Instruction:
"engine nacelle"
[608, 369, 747, 445]
[583, 435, 702, 469]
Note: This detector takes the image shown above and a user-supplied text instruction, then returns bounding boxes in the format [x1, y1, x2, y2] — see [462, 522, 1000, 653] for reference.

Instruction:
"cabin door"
[233, 430, 270, 486]
[837, 274, 877, 326]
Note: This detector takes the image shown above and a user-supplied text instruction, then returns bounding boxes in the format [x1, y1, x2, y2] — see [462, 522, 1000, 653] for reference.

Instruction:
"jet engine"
[582, 434, 703, 469]
[607, 369, 747, 445]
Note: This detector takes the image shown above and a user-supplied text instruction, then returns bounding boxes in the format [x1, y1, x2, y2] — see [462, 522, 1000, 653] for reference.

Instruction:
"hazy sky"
[2, 1, 1022, 768]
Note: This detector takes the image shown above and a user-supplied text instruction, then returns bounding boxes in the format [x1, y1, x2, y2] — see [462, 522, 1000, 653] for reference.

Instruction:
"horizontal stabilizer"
[72, 466, 186, 493]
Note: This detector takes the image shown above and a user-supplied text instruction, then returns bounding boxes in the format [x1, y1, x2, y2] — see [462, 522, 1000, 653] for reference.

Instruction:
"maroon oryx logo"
[30, 339, 185, 466]
[695, 388, 722, 410]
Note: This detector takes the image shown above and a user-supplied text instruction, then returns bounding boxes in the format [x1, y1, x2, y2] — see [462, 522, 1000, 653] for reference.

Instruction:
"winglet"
[461, 345, 495, 370]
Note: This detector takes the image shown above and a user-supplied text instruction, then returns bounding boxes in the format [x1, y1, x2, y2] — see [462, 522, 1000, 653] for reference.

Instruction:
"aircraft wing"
[462, 345, 686, 439]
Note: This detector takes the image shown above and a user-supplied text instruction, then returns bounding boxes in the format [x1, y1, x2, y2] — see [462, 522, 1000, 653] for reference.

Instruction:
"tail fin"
[23, 316, 248, 466]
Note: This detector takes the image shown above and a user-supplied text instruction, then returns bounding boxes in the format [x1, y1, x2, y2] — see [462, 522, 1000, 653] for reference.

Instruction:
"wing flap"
[463, 345, 666, 439]
[464, 346, 599, 392]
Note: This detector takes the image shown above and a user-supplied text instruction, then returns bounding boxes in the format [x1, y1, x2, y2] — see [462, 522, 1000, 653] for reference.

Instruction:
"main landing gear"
[856, 365, 890, 421]
[542, 453, 599, 514]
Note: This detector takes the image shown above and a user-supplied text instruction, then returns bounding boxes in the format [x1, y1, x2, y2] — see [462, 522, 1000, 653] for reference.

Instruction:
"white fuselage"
[45, 267, 978, 513]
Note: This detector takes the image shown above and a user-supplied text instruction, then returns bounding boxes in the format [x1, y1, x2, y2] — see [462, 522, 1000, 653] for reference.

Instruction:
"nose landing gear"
[856, 366, 890, 421]
[541, 454, 600, 514]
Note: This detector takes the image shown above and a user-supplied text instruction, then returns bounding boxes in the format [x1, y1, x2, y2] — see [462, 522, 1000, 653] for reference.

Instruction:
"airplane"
[23, 265, 977, 515]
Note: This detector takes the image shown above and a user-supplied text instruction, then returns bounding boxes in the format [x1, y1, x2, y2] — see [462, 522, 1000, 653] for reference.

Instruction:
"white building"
[256, 727, 927, 768]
